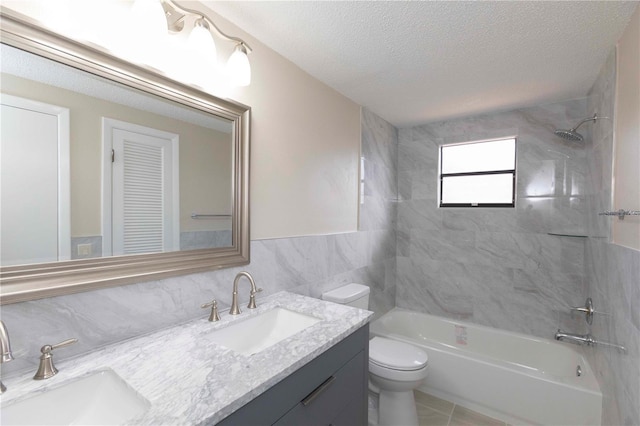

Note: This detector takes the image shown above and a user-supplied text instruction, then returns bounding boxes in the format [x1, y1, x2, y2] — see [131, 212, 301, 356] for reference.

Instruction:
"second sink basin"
[210, 307, 321, 355]
[1, 369, 150, 425]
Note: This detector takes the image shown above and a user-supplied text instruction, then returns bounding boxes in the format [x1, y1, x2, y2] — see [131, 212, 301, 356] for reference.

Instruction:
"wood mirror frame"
[0, 9, 250, 304]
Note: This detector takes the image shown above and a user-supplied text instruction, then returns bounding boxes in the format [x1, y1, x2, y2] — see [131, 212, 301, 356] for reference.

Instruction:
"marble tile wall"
[396, 98, 590, 339]
[584, 49, 640, 426]
[180, 230, 233, 250]
[0, 108, 397, 378]
[360, 107, 398, 317]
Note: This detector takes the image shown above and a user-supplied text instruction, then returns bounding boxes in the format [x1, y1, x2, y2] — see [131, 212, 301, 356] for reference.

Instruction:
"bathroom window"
[439, 138, 516, 207]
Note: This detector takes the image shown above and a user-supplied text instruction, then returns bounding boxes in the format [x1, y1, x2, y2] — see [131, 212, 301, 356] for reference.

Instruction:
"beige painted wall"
[1, 73, 232, 237]
[613, 4, 640, 250]
[194, 3, 361, 239]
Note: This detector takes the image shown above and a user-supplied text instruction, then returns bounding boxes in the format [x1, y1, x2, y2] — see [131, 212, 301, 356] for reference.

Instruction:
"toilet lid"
[369, 337, 428, 371]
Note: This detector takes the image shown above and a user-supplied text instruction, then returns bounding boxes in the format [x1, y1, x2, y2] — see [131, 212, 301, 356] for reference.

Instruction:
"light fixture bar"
[160, 0, 252, 52]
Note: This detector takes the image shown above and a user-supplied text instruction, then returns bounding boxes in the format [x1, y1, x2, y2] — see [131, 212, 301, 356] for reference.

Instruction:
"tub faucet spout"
[554, 329, 595, 346]
[555, 329, 627, 353]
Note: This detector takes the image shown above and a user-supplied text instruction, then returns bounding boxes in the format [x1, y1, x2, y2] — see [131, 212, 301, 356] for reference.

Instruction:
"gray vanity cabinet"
[216, 324, 369, 426]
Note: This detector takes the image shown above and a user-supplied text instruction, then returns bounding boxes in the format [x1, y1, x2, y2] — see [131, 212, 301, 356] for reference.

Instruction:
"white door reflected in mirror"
[103, 118, 180, 256]
[0, 94, 70, 266]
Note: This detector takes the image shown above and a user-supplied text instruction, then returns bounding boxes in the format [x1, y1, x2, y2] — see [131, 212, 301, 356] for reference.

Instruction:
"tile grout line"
[447, 403, 456, 426]
[415, 391, 508, 426]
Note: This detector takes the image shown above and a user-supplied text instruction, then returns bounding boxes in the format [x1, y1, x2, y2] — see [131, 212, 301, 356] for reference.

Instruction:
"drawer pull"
[301, 376, 336, 406]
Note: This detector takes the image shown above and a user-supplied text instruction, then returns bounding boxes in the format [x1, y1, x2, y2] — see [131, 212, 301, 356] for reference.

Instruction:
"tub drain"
[576, 365, 582, 377]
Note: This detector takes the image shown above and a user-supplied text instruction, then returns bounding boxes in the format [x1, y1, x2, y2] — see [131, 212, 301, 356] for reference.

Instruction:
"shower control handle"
[570, 298, 594, 325]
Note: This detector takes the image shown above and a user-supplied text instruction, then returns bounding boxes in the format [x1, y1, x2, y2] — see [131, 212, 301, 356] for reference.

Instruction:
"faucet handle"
[201, 299, 221, 322]
[247, 288, 263, 309]
[34, 338, 78, 380]
[570, 298, 595, 325]
[47, 339, 78, 352]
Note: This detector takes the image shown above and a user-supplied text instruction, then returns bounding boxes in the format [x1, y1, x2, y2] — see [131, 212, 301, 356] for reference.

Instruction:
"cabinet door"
[216, 325, 368, 426]
[330, 395, 366, 426]
[275, 350, 365, 425]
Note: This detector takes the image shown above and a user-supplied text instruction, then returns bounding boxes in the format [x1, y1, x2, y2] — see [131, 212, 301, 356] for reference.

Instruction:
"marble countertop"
[0, 291, 372, 425]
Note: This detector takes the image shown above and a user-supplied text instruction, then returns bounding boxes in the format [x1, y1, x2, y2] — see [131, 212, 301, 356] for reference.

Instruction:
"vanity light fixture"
[131, 0, 168, 39]
[134, 0, 252, 86]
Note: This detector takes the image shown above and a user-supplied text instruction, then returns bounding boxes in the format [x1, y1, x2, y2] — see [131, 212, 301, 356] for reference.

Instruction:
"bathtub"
[370, 308, 602, 426]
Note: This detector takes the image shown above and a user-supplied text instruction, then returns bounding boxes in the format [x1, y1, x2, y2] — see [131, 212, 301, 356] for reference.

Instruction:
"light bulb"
[227, 44, 251, 87]
[38, 0, 73, 34]
[187, 19, 217, 66]
[128, 0, 169, 68]
[131, 0, 167, 40]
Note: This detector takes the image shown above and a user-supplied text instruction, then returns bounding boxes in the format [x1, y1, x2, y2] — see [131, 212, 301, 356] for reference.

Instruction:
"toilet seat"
[369, 336, 428, 371]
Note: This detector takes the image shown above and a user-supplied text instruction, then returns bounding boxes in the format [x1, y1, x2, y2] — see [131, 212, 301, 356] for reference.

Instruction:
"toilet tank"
[322, 283, 370, 309]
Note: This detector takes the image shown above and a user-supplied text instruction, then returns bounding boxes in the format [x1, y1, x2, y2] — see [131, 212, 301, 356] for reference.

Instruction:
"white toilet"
[322, 284, 428, 426]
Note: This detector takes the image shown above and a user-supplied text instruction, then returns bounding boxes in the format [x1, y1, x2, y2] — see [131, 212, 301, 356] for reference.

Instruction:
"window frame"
[439, 137, 517, 208]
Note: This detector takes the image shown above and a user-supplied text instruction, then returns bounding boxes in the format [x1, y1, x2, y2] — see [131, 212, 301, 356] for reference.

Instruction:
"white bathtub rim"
[373, 308, 601, 393]
[377, 330, 601, 398]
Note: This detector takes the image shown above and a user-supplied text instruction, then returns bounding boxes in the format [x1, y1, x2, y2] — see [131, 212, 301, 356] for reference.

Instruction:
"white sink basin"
[210, 307, 321, 355]
[1, 369, 150, 425]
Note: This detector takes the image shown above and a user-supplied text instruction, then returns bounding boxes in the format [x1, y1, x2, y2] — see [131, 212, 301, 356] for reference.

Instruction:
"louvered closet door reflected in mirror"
[102, 118, 180, 256]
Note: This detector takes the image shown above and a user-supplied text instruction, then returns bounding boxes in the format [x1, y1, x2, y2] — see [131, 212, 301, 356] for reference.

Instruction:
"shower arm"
[571, 114, 598, 130]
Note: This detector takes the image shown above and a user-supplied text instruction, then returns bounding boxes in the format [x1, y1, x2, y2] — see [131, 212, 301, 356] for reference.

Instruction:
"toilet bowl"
[322, 284, 429, 426]
[369, 336, 428, 426]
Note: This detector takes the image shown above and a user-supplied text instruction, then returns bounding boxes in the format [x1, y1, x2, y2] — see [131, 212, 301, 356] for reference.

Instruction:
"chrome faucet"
[555, 329, 627, 353]
[555, 330, 595, 346]
[1, 320, 14, 393]
[229, 271, 262, 315]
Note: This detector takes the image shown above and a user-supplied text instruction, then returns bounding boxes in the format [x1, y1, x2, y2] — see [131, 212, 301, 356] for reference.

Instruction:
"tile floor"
[414, 391, 507, 426]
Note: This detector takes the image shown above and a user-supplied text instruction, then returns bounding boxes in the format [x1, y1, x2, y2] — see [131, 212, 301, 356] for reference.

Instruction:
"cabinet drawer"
[275, 350, 365, 425]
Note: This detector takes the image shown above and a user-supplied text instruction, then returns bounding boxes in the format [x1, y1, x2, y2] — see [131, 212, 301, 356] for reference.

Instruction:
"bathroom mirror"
[0, 9, 250, 304]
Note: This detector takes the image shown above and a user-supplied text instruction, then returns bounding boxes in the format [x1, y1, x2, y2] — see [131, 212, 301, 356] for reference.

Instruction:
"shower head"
[554, 129, 584, 142]
[554, 113, 599, 142]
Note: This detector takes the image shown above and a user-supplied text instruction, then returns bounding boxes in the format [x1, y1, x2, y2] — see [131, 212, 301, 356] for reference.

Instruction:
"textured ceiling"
[203, 1, 638, 128]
